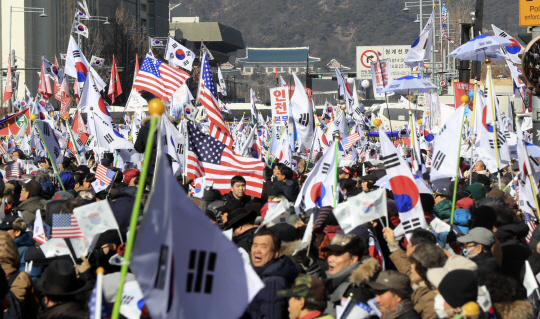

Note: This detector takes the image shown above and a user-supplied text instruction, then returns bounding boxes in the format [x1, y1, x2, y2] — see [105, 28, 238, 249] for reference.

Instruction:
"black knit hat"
[438, 269, 478, 308]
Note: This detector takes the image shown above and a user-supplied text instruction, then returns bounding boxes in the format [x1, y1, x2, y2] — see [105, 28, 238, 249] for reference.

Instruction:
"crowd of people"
[0, 137, 536, 319]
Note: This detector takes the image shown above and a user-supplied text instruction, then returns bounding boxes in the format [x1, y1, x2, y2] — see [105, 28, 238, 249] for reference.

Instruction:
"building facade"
[237, 47, 320, 75]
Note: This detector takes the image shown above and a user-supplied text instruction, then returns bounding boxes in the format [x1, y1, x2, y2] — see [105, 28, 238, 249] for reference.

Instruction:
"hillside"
[176, 0, 525, 70]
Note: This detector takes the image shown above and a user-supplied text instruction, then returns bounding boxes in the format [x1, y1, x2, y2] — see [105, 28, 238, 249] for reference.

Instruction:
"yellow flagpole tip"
[148, 98, 165, 115]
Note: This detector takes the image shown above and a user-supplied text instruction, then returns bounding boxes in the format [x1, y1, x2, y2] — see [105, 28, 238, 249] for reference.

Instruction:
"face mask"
[434, 293, 450, 318]
[462, 245, 478, 259]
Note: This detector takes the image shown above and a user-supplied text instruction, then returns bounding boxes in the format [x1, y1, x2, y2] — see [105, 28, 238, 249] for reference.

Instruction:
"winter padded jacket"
[247, 256, 299, 319]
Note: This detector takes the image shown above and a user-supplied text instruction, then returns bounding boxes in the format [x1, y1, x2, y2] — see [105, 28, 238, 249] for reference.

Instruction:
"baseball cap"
[457, 227, 495, 247]
[427, 255, 478, 289]
[360, 174, 378, 182]
[19, 180, 42, 197]
[0, 215, 18, 230]
[277, 275, 325, 299]
[366, 270, 411, 297]
[338, 166, 354, 176]
[46, 191, 75, 204]
[431, 178, 453, 197]
[321, 234, 356, 254]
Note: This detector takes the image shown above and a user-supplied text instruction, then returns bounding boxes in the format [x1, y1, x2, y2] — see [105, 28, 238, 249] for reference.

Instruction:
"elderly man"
[277, 275, 333, 319]
[247, 229, 298, 319]
[457, 227, 501, 285]
[12, 180, 45, 224]
[367, 270, 421, 319]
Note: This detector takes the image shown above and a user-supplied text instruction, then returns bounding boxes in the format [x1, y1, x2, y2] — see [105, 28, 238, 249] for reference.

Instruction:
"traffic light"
[347, 73, 357, 78]
[309, 74, 322, 78]
[331, 76, 337, 81]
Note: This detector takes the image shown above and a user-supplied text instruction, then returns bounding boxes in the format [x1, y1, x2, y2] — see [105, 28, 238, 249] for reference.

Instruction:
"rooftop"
[237, 47, 321, 64]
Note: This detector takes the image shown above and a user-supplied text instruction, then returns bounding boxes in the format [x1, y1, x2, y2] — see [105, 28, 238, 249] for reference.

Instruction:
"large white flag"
[35, 120, 63, 167]
[65, 36, 106, 90]
[523, 261, 539, 297]
[404, 10, 434, 68]
[492, 24, 524, 65]
[131, 123, 264, 319]
[217, 65, 227, 96]
[125, 89, 148, 115]
[161, 115, 185, 173]
[294, 141, 338, 213]
[273, 130, 292, 168]
[430, 106, 465, 181]
[334, 188, 387, 234]
[290, 73, 314, 151]
[165, 37, 195, 71]
[379, 128, 427, 239]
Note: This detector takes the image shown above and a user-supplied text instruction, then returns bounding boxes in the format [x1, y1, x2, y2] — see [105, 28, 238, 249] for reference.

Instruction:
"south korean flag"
[380, 127, 427, 240]
[166, 37, 195, 71]
[72, 20, 89, 38]
[430, 106, 465, 181]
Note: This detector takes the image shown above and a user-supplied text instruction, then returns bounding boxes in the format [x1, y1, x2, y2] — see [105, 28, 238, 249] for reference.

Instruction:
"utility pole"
[471, 0, 484, 80]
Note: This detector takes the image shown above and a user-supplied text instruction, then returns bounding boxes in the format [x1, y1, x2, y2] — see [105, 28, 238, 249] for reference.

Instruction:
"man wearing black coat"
[246, 229, 299, 319]
[457, 227, 501, 285]
[273, 165, 299, 202]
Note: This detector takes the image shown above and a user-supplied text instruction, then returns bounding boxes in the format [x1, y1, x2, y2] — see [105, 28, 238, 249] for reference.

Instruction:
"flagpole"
[32, 117, 65, 190]
[110, 99, 163, 319]
[333, 131, 340, 208]
[450, 106, 466, 227]
[95, 267, 104, 319]
[468, 80, 478, 185]
[486, 59, 501, 173]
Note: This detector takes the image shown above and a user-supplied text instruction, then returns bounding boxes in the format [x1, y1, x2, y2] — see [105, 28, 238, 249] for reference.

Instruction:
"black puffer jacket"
[246, 256, 299, 319]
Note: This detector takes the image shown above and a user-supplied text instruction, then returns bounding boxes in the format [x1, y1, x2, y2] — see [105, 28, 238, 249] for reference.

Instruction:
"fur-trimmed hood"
[348, 257, 380, 286]
[494, 300, 534, 319]
[279, 240, 302, 257]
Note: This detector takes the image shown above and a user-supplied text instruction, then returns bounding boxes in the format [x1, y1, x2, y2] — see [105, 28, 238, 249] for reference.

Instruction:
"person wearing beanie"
[434, 270, 479, 318]
[407, 243, 448, 319]
[467, 182, 486, 201]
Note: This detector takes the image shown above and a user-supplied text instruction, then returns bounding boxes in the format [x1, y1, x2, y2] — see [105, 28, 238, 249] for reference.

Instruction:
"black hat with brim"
[35, 259, 93, 296]
[222, 208, 256, 231]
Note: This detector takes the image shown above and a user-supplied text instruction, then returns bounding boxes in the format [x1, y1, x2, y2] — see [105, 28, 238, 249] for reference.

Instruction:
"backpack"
[4, 271, 26, 319]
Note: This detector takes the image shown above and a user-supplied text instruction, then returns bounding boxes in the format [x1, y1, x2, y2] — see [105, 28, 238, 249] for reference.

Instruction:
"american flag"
[88, 279, 110, 319]
[5, 162, 21, 179]
[95, 164, 116, 186]
[132, 53, 189, 102]
[368, 229, 385, 270]
[185, 123, 264, 197]
[0, 143, 7, 155]
[52, 214, 83, 238]
[197, 52, 233, 149]
[313, 206, 332, 230]
[340, 132, 361, 151]
[524, 212, 538, 243]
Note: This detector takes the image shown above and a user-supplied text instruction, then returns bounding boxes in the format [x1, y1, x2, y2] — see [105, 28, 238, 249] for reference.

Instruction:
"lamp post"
[79, 16, 111, 49]
[4, 7, 47, 112]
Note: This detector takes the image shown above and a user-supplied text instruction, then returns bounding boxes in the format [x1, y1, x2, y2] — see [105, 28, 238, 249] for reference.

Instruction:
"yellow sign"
[520, 0, 540, 26]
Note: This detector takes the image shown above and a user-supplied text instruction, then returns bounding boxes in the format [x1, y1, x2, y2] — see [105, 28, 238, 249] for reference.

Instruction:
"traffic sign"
[522, 34, 540, 90]
[520, 0, 540, 26]
[439, 80, 447, 88]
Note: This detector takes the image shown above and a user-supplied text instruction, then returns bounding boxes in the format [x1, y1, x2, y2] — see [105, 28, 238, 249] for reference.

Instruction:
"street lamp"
[402, 7, 410, 11]
[9, 7, 47, 60]
[82, 16, 111, 25]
